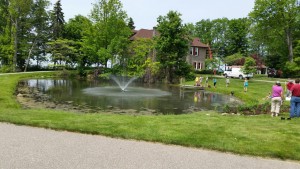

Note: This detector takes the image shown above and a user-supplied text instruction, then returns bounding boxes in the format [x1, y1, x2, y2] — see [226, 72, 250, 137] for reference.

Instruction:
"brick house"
[130, 29, 210, 70]
[186, 38, 210, 70]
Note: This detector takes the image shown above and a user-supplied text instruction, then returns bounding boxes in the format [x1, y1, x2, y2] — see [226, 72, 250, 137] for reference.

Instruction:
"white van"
[223, 66, 253, 79]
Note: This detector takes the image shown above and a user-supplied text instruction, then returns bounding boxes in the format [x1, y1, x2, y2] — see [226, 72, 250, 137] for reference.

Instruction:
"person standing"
[286, 79, 294, 98]
[290, 79, 300, 118]
[213, 78, 217, 88]
[226, 77, 230, 87]
[199, 76, 203, 87]
[243, 78, 248, 92]
[271, 81, 283, 117]
[195, 77, 199, 86]
[205, 76, 209, 87]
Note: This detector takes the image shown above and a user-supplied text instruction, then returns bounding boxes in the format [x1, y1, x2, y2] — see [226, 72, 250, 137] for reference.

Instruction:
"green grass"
[1, 72, 300, 161]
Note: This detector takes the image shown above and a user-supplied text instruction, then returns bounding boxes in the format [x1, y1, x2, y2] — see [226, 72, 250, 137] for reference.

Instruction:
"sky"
[49, 0, 256, 29]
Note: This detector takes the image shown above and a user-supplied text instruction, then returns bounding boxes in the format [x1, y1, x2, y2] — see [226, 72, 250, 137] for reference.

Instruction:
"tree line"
[0, 0, 300, 81]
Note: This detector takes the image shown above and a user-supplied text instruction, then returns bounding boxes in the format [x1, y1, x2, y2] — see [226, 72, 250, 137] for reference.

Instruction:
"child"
[244, 78, 248, 92]
[205, 76, 209, 87]
[194, 77, 199, 86]
[263, 92, 271, 100]
[213, 78, 217, 88]
[226, 77, 230, 87]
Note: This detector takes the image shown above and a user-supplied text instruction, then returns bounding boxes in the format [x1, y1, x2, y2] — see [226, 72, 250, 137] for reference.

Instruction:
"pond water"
[22, 78, 241, 115]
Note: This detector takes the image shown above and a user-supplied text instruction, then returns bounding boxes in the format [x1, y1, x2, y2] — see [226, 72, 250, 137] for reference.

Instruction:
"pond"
[19, 78, 241, 115]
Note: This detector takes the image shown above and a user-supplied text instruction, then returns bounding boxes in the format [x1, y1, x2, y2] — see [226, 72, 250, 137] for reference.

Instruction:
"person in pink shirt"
[271, 81, 283, 117]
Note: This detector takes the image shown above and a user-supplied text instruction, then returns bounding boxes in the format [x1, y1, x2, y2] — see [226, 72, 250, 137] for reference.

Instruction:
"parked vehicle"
[223, 66, 253, 79]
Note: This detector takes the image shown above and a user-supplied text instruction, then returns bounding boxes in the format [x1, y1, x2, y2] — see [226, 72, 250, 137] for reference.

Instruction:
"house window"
[190, 47, 193, 55]
[193, 62, 197, 69]
[195, 47, 199, 56]
[198, 62, 201, 70]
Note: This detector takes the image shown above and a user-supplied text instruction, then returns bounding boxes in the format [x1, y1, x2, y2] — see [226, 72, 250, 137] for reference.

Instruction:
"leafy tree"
[64, 15, 90, 41]
[127, 38, 159, 79]
[156, 10, 190, 83]
[194, 19, 213, 45]
[0, 0, 13, 68]
[8, 0, 33, 71]
[64, 15, 92, 67]
[210, 18, 229, 58]
[225, 18, 250, 56]
[205, 58, 219, 70]
[224, 53, 244, 66]
[25, 0, 51, 71]
[47, 39, 78, 67]
[285, 39, 300, 76]
[250, 0, 300, 63]
[242, 57, 256, 74]
[185, 23, 196, 36]
[194, 18, 229, 59]
[86, 0, 131, 68]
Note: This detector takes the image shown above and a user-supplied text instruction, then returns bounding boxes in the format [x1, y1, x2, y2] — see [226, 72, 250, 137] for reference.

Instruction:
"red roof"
[191, 38, 209, 48]
[130, 30, 209, 49]
[130, 29, 156, 40]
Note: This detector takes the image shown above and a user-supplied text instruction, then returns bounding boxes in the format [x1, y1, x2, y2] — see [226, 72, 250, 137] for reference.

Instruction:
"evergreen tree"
[127, 17, 135, 30]
[50, 0, 65, 40]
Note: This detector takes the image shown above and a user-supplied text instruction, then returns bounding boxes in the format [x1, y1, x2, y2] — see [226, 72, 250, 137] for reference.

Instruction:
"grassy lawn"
[0, 72, 299, 161]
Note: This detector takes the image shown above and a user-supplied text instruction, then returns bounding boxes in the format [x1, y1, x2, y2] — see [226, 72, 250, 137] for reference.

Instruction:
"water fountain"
[82, 76, 171, 97]
[110, 75, 137, 92]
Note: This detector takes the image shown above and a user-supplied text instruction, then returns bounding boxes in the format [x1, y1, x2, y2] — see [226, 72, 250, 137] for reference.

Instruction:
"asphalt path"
[0, 71, 54, 76]
[1, 123, 300, 169]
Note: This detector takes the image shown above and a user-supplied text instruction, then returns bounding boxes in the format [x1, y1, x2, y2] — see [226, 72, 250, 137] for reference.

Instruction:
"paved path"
[1, 123, 300, 169]
[0, 71, 54, 76]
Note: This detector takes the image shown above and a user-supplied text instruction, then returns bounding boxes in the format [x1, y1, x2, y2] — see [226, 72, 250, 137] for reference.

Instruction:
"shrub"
[0, 65, 13, 73]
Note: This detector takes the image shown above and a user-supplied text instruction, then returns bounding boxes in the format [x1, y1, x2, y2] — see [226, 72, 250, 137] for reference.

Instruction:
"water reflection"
[22, 79, 241, 114]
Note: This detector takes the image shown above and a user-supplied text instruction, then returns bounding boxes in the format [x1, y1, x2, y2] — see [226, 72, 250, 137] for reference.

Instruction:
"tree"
[210, 18, 229, 59]
[0, 0, 13, 69]
[127, 17, 135, 30]
[8, 0, 33, 71]
[194, 19, 213, 45]
[250, 0, 300, 62]
[285, 39, 300, 76]
[156, 10, 190, 83]
[127, 38, 159, 81]
[242, 57, 257, 75]
[25, 0, 51, 71]
[86, 0, 131, 68]
[64, 15, 90, 41]
[50, 0, 65, 40]
[225, 18, 250, 56]
[64, 15, 92, 67]
[223, 53, 244, 66]
[47, 39, 78, 67]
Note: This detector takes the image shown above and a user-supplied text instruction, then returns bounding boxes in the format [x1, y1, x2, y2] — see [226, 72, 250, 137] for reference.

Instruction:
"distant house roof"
[191, 38, 209, 48]
[130, 29, 157, 40]
[130, 30, 209, 49]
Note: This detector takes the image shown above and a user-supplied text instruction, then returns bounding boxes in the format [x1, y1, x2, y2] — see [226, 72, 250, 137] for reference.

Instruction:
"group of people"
[270, 79, 300, 118]
[194, 76, 210, 87]
[195, 76, 249, 90]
